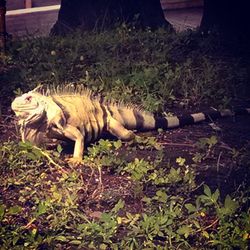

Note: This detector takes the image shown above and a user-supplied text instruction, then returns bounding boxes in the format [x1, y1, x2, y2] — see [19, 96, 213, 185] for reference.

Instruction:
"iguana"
[11, 85, 250, 163]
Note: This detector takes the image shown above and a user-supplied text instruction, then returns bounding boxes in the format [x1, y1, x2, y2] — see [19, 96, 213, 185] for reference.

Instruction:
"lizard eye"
[25, 96, 32, 102]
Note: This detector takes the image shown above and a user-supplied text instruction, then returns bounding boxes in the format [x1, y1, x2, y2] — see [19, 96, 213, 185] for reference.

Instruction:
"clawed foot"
[66, 157, 84, 167]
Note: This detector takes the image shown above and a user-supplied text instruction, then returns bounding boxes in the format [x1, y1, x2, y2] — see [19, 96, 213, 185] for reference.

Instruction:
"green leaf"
[12, 235, 20, 245]
[142, 196, 152, 204]
[223, 195, 238, 215]
[19, 141, 33, 149]
[112, 199, 125, 214]
[155, 190, 168, 203]
[55, 235, 68, 242]
[100, 212, 112, 223]
[32, 148, 43, 159]
[100, 243, 108, 250]
[36, 202, 48, 216]
[185, 203, 196, 213]
[208, 136, 218, 147]
[176, 157, 186, 166]
[202, 231, 210, 239]
[26, 152, 38, 160]
[0, 204, 5, 220]
[53, 191, 62, 202]
[203, 185, 212, 197]
[177, 225, 193, 238]
[193, 220, 200, 229]
[8, 205, 22, 215]
[192, 152, 203, 163]
[114, 140, 122, 150]
[211, 189, 220, 203]
[31, 228, 37, 237]
[69, 240, 82, 245]
[57, 144, 63, 153]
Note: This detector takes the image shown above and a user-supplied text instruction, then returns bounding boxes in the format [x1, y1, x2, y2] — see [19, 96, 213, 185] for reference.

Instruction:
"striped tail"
[108, 104, 250, 131]
[154, 108, 250, 130]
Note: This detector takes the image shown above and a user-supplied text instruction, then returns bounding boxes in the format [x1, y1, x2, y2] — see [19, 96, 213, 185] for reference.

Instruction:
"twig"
[33, 145, 68, 174]
[196, 218, 219, 233]
[21, 218, 37, 230]
[191, 181, 205, 192]
[216, 151, 223, 172]
[159, 142, 195, 147]
[97, 166, 103, 191]
[91, 166, 104, 200]
[85, 165, 95, 192]
[219, 142, 233, 151]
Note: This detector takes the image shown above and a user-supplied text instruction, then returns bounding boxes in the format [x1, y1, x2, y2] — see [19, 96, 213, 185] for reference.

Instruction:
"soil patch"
[1, 108, 250, 198]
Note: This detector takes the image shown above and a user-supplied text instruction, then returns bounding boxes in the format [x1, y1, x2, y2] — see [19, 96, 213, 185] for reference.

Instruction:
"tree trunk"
[51, 0, 172, 35]
[0, 0, 6, 52]
[200, 0, 250, 40]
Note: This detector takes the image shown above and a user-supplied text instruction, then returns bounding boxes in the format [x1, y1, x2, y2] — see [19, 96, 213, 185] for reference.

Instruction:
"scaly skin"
[11, 86, 250, 163]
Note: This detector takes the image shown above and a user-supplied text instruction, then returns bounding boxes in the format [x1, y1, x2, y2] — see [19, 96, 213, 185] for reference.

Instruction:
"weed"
[0, 136, 249, 249]
[1, 27, 250, 249]
[2, 28, 249, 109]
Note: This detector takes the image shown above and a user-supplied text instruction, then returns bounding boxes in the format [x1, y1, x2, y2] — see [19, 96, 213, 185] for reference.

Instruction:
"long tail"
[153, 108, 250, 130]
[108, 105, 250, 131]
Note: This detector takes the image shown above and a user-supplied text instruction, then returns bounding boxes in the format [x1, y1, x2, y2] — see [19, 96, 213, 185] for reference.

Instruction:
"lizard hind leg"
[107, 117, 135, 141]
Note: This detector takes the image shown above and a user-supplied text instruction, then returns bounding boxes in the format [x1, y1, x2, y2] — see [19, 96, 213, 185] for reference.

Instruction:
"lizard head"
[11, 92, 46, 125]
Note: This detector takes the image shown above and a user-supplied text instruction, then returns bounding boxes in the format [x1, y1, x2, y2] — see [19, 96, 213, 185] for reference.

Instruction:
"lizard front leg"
[52, 124, 85, 164]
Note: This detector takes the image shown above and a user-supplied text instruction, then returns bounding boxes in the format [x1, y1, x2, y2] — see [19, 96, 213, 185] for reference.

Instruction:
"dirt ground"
[1, 105, 250, 202]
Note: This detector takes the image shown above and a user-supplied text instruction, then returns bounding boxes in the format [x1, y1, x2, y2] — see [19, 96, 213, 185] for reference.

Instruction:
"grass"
[0, 138, 249, 249]
[0, 26, 250, 249]
[1, 26, 250, 109]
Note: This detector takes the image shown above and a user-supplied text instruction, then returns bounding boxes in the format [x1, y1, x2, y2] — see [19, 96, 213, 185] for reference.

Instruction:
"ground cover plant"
[0, 26, 250, 249]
